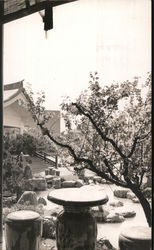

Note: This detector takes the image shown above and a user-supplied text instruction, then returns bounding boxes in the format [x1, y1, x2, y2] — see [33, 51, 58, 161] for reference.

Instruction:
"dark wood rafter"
[1, 1, 46, 24]
[0, 0, 77, 25]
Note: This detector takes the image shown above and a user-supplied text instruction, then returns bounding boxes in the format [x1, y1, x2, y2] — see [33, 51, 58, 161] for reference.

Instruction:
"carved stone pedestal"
[57, 207, 97, 250]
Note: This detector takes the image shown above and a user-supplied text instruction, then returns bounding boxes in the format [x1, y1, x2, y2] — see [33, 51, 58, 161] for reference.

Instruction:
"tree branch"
[72, 102, 127, 159]
[103, 156, 122, 182]
[127, 137, 139, 158]
[127, 130, 151, 158]
[39, 124, 127, 188]
[139, 170, 146, 187]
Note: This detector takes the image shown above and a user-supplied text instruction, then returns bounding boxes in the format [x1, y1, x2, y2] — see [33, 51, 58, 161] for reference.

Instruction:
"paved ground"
[40, 239, 57, 250]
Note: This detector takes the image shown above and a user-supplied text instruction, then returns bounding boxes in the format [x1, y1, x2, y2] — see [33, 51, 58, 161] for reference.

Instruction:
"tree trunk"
[129, 184, 151, 227]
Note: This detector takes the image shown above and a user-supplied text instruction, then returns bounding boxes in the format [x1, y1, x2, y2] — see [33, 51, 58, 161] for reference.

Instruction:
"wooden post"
[43, 3, 53, 31]
[5, 210, 42, 250]
[0, 0, 4, 244]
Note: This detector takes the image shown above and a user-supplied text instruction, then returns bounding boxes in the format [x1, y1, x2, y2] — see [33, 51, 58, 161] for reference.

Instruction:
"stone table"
[48, 186, 108, 250]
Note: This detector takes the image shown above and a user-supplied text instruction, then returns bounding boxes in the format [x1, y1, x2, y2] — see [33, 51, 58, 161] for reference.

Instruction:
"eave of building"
[0, 0, 78, 25]
[3, 90, 27, 108]
[4, 80, 29, 108]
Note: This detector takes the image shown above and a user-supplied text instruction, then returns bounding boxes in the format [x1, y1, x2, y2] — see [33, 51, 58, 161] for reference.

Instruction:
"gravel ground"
[1, 237, 57, 250]
[2, 159, 148, 250]
[40, 239, 57, 250]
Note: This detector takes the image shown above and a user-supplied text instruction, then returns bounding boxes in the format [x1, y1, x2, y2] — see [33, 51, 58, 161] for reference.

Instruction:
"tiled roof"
[4, 80, 23, 90]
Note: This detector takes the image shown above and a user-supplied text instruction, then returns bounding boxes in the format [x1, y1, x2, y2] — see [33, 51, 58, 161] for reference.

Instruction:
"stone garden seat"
[5, 210, 42, 250]
[119, 226, 151, 250]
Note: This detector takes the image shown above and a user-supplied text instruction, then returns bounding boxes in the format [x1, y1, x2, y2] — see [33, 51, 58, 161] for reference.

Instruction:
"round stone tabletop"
[48, 186, 108, 207]
[6, 210, 40, 221]
[121, 226, 151, 241]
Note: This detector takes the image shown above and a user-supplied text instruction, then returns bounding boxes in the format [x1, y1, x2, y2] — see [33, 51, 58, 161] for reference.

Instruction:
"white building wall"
[3, 98, 61, 136]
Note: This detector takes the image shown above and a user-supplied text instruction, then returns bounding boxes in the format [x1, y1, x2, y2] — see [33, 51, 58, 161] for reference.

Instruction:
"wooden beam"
[44, 2, 53, 31]
[0, 0, 77, 25]
[0, 1, 46, 25]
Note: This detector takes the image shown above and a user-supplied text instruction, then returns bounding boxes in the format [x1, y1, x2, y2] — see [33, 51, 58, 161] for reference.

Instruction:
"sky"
[4, 0, 151, 111]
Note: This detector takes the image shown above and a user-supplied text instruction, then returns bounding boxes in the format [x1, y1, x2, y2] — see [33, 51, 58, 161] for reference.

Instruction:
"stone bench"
[119, 226, 151, 250]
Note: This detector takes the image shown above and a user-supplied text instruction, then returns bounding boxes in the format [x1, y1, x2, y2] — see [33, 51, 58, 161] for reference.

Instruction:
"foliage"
[3, 132, 57, 156]
[60, 72, 151, 184]
[27, 72, 151, 226]
[3, 150, 25, 199]
[4, 133, 37, 156]
[27, 129, 58, 155]
[3, 129, 57, 199]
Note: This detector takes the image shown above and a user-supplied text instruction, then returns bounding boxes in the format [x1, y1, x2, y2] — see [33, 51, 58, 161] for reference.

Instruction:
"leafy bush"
[4, 132, 57, 156]
[4, 133, 37, 156]
[3, 150, 24, 199]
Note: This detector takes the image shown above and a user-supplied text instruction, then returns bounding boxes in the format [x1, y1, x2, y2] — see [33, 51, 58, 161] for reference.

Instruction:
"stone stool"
[48, 167, 54, 175]
[51, 168, 56, 175]
[45, 169, 49, 175]
[55, 170, 60, 176]
[5, 210, 42, 250]
[119, 226, 151, 250]
[53, 177, 61, 189]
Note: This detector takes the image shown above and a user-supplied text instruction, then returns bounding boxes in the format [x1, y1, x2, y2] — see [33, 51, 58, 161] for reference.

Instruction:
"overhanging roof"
[0, 0, 77, 27]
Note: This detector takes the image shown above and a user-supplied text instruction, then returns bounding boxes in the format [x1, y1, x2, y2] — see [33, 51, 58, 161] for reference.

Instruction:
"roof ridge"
[4, 80, 24, 91]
